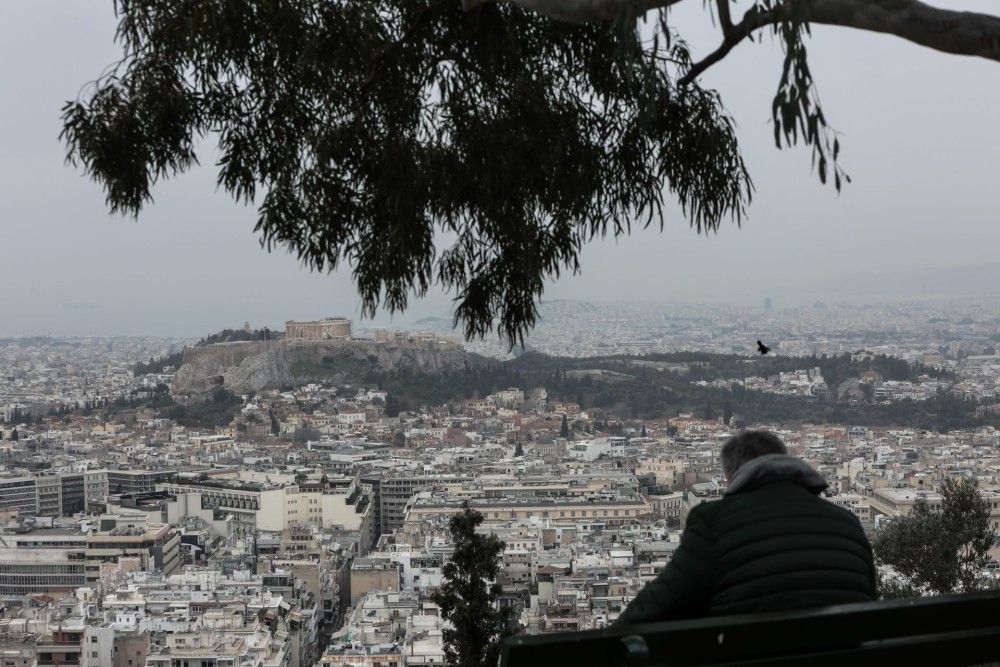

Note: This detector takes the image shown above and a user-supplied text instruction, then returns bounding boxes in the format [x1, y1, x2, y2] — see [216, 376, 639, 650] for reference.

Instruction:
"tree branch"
[798, 0, 1000, 62]
[680, 5, 772, 85]
[716, 0, 734, 38]
[680, 0, 1000, 84]
[465, 0, 1000, 68]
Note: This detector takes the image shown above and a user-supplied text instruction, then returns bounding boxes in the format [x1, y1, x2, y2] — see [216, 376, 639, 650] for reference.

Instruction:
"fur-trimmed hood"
[724, 454, 828, 496]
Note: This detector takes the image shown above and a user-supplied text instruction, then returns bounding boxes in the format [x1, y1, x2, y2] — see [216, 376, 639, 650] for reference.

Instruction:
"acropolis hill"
[173, 322, 467, 396]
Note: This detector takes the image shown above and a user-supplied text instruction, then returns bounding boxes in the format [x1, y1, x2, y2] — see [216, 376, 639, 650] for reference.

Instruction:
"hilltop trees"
[433, 503, 515, 666]
[197, 328, 281, 346]
[63, 1, 1000, 345]
[874, 476, 995, 597]
[132, 350, 184, 376]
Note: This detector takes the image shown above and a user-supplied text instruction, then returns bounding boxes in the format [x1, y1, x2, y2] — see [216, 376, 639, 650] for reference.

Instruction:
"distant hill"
[371, 350, 991, 432]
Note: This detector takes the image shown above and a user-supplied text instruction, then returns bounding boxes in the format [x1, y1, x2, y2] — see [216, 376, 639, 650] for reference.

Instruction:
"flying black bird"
[757, 340, 771, 355]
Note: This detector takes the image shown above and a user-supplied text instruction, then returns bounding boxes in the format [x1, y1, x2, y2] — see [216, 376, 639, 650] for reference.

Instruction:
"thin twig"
[680, 4, 774, 85]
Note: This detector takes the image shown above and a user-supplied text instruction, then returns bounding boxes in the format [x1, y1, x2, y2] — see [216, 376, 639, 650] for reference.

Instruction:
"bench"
[501, 592, 1000, 666]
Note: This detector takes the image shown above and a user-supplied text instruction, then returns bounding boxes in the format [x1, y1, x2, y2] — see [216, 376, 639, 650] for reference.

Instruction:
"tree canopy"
[873, 476, 995, 597]
[63, 1, 1000, 344]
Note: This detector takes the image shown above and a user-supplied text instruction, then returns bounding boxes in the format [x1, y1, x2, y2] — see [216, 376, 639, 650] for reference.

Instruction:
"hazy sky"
[3, 1, 999, 338]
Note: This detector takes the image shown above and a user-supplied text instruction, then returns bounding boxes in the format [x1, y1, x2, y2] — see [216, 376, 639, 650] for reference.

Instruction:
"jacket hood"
[724, 454, 828, 496]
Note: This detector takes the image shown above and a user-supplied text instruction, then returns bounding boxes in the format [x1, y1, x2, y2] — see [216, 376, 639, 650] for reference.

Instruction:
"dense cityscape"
[5, 0, 1000, 661]
[0, 300, 998, 665]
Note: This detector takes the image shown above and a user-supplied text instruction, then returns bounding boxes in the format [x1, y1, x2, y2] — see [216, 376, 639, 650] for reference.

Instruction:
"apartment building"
[158, 477, 375, 552]
[84, 519, 181, 583]
[0, 529, 88, 597]
[0, 478, 38, 518]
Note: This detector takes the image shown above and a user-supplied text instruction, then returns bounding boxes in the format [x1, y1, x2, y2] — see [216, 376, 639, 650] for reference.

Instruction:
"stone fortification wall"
[181, 341, 270, 367]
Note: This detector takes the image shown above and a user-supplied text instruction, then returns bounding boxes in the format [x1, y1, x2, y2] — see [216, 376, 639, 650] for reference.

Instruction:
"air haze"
[2, 1, 999, 337]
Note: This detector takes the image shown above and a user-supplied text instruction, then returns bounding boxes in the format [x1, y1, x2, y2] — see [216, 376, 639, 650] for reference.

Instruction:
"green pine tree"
[873, 476, 994, 596]
[433, 503, 515, 666]
[559, 415, 569, 439]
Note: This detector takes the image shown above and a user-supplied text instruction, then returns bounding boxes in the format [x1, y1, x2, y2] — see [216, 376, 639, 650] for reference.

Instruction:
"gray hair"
[721, 430, 787, 480]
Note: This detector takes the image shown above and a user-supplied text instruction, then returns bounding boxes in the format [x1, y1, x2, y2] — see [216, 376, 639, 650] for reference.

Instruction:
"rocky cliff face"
[172, 339, 469, 396]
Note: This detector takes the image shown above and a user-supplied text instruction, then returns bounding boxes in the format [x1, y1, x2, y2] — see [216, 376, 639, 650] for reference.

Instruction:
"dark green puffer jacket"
[616, 454, 876, 625]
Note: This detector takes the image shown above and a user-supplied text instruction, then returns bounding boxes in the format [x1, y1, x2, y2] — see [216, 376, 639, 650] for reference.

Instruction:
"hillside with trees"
[367, 351, 991, 432]
[196, 328, 282, 346]
[132, 350, 185, 376]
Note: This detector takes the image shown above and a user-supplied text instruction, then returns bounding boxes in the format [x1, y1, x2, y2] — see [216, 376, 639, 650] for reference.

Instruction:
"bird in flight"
[757, 340, 771, 355]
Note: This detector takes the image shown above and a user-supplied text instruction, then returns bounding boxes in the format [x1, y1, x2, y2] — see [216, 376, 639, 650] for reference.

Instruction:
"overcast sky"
[2, 1, 999, 338]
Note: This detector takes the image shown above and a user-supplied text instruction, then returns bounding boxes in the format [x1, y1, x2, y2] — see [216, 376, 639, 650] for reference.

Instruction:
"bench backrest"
[501, 592, 1000, 666]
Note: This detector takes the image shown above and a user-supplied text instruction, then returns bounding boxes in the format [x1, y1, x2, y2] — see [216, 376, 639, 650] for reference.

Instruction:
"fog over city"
[3, 1, 1000, 338]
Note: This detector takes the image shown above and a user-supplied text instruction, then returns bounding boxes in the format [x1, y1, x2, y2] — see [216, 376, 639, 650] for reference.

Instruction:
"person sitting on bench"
[616, 430, 876, 625]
